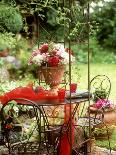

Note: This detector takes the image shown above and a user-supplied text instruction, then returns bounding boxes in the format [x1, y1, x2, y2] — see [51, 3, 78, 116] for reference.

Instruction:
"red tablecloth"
[58, 105, 74, 155]
[0, 85, 58, 105]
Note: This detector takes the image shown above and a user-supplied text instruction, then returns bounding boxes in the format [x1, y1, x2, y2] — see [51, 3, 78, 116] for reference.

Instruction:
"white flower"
[61, 51, 75, 64]
[54, 44, 65, 53]
[32, 54, 44, 66]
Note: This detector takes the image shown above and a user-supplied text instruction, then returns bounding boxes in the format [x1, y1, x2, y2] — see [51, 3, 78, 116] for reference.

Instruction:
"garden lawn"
[75, 63, 116, 102]
[96, 128, 116, 151]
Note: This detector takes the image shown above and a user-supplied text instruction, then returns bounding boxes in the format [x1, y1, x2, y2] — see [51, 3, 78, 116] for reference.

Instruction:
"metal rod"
[68, 0, 73, 154]
[87, 2, 91, 139]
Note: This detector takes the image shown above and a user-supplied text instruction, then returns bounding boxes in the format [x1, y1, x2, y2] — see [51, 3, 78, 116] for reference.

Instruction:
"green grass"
[75, 63, 116, 101]
[96, 128, 116, 151]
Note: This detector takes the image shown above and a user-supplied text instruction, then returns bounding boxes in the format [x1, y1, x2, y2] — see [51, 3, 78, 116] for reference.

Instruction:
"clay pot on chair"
[89, 104, 116, 125]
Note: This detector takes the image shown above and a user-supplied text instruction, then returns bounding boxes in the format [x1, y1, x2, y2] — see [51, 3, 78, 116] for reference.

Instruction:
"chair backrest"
[90, 75, 111, 103]
[0, 98, 52, 154]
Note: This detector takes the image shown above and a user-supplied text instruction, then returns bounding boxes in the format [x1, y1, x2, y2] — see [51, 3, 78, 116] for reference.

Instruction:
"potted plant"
[28, 42, 75, 94]
[93, 125, 115, 140]
[88, 87, 116, 126]
[93, 88, 108, 103]
[89, 88, 115, 113]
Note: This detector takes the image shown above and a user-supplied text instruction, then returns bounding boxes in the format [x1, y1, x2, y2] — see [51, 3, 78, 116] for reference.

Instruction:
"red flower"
[5, 124, 12, 129]
[48, 56, 60, 67]
[39, 44, 48, 53]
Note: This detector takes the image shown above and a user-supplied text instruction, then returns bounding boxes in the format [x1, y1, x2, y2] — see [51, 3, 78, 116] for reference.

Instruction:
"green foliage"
[92, 1, 116, 48]
[96, 126, 116, 150]
[71, 38, 116, 64]
[69, 5, 89, 42]
[93, 125, 115, 136]
[93, 89, 107, 102]
[0, 3, 23, 33]
[0, 32, 16, 50]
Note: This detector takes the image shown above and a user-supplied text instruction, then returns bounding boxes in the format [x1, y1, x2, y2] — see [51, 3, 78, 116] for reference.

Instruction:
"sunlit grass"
[75, 63, 116, 102]
[96, 128, 116, 151]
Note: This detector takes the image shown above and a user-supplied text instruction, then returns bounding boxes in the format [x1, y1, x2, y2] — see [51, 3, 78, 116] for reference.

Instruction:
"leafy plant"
[93, 125, 115, 137]
[0, 32, 16, 51]
[0, 3, 23, 33]
[93, 88, 108, 102]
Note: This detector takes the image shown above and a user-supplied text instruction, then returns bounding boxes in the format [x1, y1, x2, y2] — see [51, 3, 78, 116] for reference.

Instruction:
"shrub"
[0, 3, 23, 33]
[91, 1, 116, 49]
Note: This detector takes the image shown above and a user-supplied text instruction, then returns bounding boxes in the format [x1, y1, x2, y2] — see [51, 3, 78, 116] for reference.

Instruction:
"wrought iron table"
[0, 94, 100, 155]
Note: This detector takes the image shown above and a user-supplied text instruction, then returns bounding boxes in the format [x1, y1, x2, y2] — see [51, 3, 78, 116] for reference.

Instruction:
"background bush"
[91, 1, 116, 49]
[0, 3, 23, 33]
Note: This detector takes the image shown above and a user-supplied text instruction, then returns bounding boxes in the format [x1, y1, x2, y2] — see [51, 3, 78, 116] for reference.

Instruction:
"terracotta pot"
[89, 105, 116, 125]
[40, 65, 66, 94]
[0, 49, 9, 57]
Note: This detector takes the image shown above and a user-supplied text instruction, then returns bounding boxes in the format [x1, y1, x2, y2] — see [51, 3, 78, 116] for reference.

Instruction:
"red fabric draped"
[58, 105, 74, 155]
[0, 85, 58, 105]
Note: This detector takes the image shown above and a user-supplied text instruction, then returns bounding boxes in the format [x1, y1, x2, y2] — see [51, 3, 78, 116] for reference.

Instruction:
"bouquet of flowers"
[28, 42, 75, 67]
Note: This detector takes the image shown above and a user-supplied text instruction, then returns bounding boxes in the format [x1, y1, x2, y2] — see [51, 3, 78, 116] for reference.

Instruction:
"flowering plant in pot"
[28, 42, 75, 94]
[90, 88, 115, 112]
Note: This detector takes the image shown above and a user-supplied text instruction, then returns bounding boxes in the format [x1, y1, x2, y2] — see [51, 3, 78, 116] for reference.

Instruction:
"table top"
[4, 90, 91, 107]
[33, 90, 91, 106]
[12, 97, 89, 107]
[34, 97, 89, 106]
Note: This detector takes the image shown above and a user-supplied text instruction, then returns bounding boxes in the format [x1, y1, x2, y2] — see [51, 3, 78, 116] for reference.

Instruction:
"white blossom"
[32, 54, 44, 66]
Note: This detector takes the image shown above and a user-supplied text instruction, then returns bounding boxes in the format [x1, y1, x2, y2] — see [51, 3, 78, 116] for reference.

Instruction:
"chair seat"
[11, 141, 57, 155]
[78, 117, 102, 127]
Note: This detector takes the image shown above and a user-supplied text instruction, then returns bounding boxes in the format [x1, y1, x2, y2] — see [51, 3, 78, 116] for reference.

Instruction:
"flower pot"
[89, 104, 116, 125]
[87, 138, 96, 155]
[93, 124, 114, 140]
[94, 129, 113, 140]
[40, 65, 66, 94]
[0, 49, 9, 57]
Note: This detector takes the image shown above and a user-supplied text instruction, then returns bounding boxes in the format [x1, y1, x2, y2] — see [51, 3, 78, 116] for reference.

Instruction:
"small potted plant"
[93, 125, 115, 140]
[89, 88, 116, 125]
[93, 88, 108, 103]
[89, 88, 115, 113]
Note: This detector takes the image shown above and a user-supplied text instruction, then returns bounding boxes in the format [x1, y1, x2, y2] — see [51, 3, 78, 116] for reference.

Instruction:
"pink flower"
[95, 99, 115, 109]
[28, 50, 40, 65]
